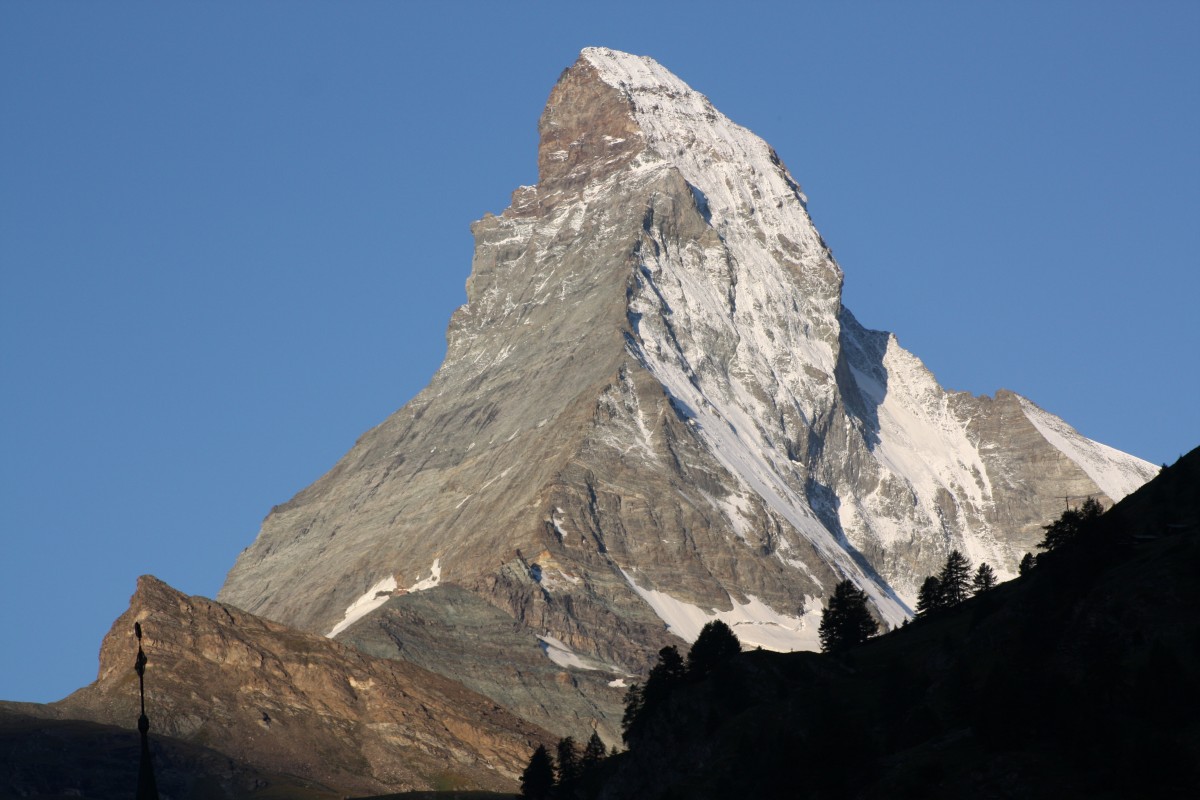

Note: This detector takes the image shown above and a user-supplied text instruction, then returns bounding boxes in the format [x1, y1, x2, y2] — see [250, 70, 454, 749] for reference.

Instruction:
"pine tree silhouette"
[556, 736, 580, 788]
[520, 744, 555, 800]
[686, 620, 741, 678]
[915, 575, 943, 616]
[972, 562, 997, 594]
[1039, 497, 1104, 552]
[581, 731, 607, 772]
[819, 580, 878, 652]
[620, 683, 643, 745]
[623, 645, 688, 745]
[938, 550, 972, 606]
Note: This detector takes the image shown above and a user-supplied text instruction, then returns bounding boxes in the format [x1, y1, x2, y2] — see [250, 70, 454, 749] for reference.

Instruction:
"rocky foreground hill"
[217, 47, 1156, 739]
[6, 576, 551, 796]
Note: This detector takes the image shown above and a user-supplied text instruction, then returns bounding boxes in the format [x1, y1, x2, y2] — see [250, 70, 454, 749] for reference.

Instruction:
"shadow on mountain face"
[834, 306, 889, 453]
[0, 708, 339, 800]
[584, 447, 1200, 799]
[805, 475, 912, 617]
[353, 793, 517, 800]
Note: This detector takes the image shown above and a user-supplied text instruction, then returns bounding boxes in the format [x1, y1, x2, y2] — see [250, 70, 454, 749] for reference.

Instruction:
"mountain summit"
[220, 48, 1156, 737]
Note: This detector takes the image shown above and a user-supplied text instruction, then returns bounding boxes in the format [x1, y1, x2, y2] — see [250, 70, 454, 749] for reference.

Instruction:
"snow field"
[325, 559, 441, 638]
[326, 575, 398, 638]
[620, 568, 824, 652]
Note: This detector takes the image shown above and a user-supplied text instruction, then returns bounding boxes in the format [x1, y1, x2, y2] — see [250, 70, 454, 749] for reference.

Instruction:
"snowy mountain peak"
[539, 49, 831, 286]
[580, 47, 811, 215]
[575, 48, 829, 278]
[220, 50, 1158, 741]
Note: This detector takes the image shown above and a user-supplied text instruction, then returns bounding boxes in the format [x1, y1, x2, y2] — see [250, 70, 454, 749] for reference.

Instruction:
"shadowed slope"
[588, 447, 1200, 798]
[0, 706, 340, 800]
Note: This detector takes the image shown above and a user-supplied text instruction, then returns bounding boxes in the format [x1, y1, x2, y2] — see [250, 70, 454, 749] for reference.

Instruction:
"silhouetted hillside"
[0, 706, 339, 799]
[583, 447, 1200, 799]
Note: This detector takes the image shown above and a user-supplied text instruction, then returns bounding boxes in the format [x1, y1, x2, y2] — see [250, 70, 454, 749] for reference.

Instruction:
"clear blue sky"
[2, 3, 1196, 703]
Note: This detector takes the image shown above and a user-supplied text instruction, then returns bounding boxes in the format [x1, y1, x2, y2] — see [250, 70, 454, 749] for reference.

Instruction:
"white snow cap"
[579, 47, 826, 263]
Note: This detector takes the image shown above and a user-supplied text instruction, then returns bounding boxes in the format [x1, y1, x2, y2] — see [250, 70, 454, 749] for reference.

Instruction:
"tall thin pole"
[134, 622, 159, 800]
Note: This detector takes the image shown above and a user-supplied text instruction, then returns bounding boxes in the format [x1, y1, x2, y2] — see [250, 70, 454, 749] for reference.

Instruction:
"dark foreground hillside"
[0, 707, 339, 799]
[583, 448, 1200, 799]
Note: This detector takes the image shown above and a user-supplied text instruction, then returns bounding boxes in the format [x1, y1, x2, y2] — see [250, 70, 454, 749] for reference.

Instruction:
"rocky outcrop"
[340, 584, 629, 746]
[219, 48, 1157, 740]
[52, 576, 551, 796]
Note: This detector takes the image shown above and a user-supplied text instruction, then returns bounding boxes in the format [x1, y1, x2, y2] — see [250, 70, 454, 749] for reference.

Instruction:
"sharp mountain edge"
[218, 48, 1157, 740]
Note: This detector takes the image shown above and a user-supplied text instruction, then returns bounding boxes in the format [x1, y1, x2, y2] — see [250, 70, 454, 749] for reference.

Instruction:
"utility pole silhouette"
[134, 622, 159, 800]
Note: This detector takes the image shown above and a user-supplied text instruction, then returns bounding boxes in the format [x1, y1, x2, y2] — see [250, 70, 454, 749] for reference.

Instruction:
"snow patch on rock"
[620, 568, 823, 652]
[327, 575, 398, 638]
[538, 635, 628, 674]
[407, 559, 442, 593]
[538, 635, 594, 669]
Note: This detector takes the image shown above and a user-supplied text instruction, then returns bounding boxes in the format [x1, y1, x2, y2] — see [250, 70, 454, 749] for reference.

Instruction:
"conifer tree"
[520, 744, 555, 800]
[620, 683, 643, 745]
[581, 731, 607, 772]
[556, 736, 580, 788]
[915, 575, 943, 616]
[643, 645, 685, 707]
[686, 620, 741, 678]
[1019, 552, 1036, 575]
[623, 645, 687, 745]
[971, 562, 997, 594]
[1038, 497, 1104, 552]
[938, 550, 972, 606]
[819, 579, 879, 652]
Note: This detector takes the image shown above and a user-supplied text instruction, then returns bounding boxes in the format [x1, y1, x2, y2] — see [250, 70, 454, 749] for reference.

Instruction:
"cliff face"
[53, 576, 551, 796]
[219, 48, 1157, 738]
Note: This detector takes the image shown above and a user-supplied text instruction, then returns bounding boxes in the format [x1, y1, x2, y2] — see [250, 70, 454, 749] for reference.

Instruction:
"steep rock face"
[54, 576, 551, 796]
[220, 48, 1156, 737]
[342, 584, 630, 746]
